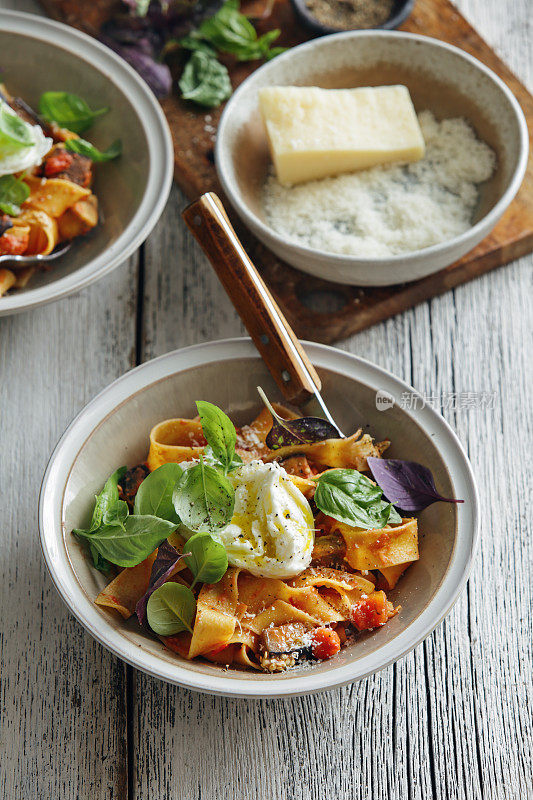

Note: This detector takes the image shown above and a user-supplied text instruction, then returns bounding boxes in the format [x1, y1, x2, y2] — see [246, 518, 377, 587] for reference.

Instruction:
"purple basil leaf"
[266, 416, 341, 450]
[135, 540, 186, 625]
[367, 457, 464, 512]
[99, 34, 173, 97]
[121, 0, 225, 33]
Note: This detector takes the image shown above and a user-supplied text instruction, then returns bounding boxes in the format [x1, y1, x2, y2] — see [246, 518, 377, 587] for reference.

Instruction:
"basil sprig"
[74, 466, 177, 569]
[0, 174, 30, 216]
[65, 137, 122, 162]
[0, 101, 33, 152]
[178, 51, 232, 109]
[39, 91, 109, 134]
[73, 467, 127, 572]
[145, 530, 228, 637]
[188, 0, 284, 62]
[314, 469, 402, 530]
[144, 531, 228, 637]
[178, 0, 285, 109]
[75, 403, 240, 577]
[147, 582, 196, 636]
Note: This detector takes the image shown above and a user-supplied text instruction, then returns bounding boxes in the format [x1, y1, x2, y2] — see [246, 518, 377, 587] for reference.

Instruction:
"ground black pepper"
[305, 0, 394, 29]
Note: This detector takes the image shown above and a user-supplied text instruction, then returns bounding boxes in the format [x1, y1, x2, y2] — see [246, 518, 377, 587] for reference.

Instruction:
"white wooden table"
[1, 1, 531, 797]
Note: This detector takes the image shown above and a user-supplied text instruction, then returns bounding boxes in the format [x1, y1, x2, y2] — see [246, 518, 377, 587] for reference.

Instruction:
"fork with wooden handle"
[182, 192, 343, 436]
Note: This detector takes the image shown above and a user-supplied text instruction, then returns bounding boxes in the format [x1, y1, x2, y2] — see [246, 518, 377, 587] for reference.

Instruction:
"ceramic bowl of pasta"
[0, 10, 173, 314]
[216, 31, 528, 286]
[40, 338, 479, 698]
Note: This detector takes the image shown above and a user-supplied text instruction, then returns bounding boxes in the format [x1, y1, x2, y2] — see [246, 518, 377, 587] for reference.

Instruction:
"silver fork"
[0, 241, 72, 268]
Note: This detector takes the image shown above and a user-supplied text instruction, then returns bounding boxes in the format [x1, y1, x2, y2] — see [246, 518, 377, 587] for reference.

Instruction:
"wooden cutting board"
[42, 0, 533, 343]
[160, 0, 533, 343]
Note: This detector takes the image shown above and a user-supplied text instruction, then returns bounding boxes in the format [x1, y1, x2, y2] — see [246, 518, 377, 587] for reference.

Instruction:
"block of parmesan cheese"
[258, 85, 425, 185]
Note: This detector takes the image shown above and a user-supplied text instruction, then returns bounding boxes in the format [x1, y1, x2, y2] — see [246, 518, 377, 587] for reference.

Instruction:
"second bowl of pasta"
[0, 10, 173, 315]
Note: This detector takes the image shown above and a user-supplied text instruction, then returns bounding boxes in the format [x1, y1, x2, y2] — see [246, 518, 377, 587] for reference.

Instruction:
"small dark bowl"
[290, 0, 415, 35]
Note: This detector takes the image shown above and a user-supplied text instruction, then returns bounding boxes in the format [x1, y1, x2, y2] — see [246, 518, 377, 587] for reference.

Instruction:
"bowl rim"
[39, 337, 480, 698]
[0, 9, 174, 317]
[216, 30, 529, 267]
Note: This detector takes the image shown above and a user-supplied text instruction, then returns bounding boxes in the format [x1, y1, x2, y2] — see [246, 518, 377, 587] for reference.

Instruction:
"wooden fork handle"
[182, 192, 321, 404]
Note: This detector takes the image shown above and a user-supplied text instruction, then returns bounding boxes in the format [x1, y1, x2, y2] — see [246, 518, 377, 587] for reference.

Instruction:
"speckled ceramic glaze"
[216, 32, 528, 286]
[0, 11, 173, 316]
[39, 339, 479, 698]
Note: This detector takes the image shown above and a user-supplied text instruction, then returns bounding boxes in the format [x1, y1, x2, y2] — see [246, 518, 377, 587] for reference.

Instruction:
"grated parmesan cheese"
[262, 111, 496, 257]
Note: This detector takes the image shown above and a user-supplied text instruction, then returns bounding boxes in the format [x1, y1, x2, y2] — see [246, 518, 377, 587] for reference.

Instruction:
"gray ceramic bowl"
[216, 31, 528, 286]
[0, 11, 173, 316]
[40, 339, 479, 698]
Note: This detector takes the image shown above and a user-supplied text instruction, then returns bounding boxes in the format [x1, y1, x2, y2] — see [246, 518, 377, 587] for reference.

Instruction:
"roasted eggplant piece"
[0, 215, 13, 238]
[259, 622, 313, 671]
[118, 464, 150, 509]
[311, 532, 346, 565]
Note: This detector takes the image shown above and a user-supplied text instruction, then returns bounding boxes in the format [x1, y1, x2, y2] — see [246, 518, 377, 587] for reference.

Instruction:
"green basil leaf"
[146, 582, 196, 636]
[38, 91, 109, 134]
[184, 531, 228, 588]
[179, 51, 232, 108]
[75, 514, 177, 568]
[88, 544, 113, 575]
[0, 100, 33, 152]
[102, 498, 129, 527]
[196, 401, 237, 473]
[202, 445, 243, 472]
[191, 0, 283, 62]
[195, 0, 255, 55]
[87, 467, 127, 531]
[64, 137, 122, 162]
[0, 174, 30, 216]
[72, 466, 128, 572]
[233, 28, 283, 61]
[173, 459, 234, 534]
[314, 469, 402, 530]
[72, 467, 128, 536]
[134, 463, 182, 523]
[265, 45, 287, 61]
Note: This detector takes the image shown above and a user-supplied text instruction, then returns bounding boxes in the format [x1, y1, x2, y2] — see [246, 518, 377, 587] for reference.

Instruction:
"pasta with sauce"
[74, 399, 421, 674]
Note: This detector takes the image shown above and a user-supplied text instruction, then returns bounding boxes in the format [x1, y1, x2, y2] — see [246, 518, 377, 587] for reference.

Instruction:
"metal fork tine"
[0, 241, 72, 268]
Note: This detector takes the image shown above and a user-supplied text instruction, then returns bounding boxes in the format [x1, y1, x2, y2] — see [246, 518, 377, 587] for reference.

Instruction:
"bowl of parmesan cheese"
[216, 31, 528, 286]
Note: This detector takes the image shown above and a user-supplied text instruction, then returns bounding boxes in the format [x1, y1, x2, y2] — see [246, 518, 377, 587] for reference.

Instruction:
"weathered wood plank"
[140, 185, 245, 359]
[448, 260, 533, 797]
[0, 256, 138, 799]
